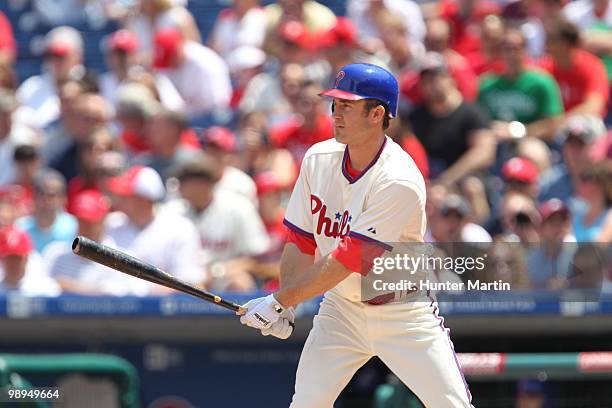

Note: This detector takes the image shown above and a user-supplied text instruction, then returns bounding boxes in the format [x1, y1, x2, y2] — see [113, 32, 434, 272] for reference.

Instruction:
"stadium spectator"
[564, 0, 612, 83]
[388, 109, 429, 180]
[265, 20, 320, 67]
[225, 46, 267, 109]
[516, 137, 553, 173]
[15, 170, 77, 253]
[497, 191, 541, 244]
[400, 20, 479, 107]
[201, 126, 258, 204]
[0, 59, 17, 91]
[407, 53, 496, 184]
[428, 191, 493, 243]
[317, 17, 374, 81]
[0, 89, 39, 187]
[539, 114, 606, 204]
[7, 145, 42, 217]
[269, 80, 333, 164]
[134, 107, 199, 181]
[0, 11, 16, 63]
[0, 195, 16, 229]
[467, 15, 506, 76]
[501, 156, 540, 198]
[16, 27, 85, 129]
[374, 12, 423, 75]
[66, 128, 123, 211]
[48, 92, 111, 182]
[481, 238, 530, 289]
[527, 199, 576, 289]
[126, 0, 201, 62]
[106, 165, 203, 295]
[46, 190, 126, 295]
[346, 0, 425, 48]
[100, 29, 185, 112]
[152, 28, 232, 118]
[239, 62, 305, 124]
[429, 0, 501, 57]
[265, 0, 336, 34]
[236, 112, 297, 188]
[515, 379, 549, 408]
[0, 226, 60, 296]
[424, 18, 478, 101]
[539, 18, 609, 118]
[115, 82, 160, 156]
[172, 157, 270, 292]
[571, 160, 612, 242]
[208, 0, 267, 59]
[479, 28, 564, 141]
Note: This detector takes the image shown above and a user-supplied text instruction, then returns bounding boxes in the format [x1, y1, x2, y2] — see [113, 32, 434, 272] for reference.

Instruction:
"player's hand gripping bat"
[71, 236, 247, 314]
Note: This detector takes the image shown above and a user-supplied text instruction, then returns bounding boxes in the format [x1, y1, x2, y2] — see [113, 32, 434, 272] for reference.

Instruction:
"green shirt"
[478, 69, 564, 124]
[590, 22, 612, 80]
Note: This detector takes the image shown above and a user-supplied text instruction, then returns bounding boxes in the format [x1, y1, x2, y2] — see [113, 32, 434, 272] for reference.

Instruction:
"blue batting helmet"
[319, 63, 399, 118]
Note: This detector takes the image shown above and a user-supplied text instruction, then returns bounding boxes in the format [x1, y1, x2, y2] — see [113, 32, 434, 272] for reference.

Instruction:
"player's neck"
[346, 133, 385, 171]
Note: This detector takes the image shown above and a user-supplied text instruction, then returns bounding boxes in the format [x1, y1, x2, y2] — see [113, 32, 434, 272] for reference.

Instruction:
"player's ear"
[370, 105, 385, 124]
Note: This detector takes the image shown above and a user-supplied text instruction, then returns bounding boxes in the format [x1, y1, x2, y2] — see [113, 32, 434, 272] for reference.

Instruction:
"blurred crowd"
[0, 0, 611, 297]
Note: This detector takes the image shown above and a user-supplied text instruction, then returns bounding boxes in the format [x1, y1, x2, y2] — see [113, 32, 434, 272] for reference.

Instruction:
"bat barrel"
[72, 236, 243, 313]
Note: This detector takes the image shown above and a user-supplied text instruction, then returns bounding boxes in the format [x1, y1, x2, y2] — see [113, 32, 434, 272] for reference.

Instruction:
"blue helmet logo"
[320, 63, 399, 118]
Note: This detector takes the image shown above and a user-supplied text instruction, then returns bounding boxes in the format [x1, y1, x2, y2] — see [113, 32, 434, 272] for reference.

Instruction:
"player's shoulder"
[377, 137, 426, 198]
[302, 138, 345, 160]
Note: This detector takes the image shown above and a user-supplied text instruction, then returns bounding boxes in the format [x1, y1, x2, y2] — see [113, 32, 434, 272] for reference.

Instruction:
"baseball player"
[239, 63, 473, 407]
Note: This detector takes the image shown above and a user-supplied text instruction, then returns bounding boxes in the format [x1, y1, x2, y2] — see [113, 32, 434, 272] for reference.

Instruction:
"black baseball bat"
[72, 236, 246, 314]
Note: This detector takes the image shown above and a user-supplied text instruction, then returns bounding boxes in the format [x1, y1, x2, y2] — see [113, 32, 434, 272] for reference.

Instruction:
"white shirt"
[0, 252, 61, 297]
[164, 190, 270, 267]
[99, 71, 185, 112]
[209, 7, 267, 59]
[156, 41, 232, 117]
[105, 210, 203, 295]
[44, 238, 133, 296]
[284, 136, 427, 301]
[564, 0, 612, 28]
[127, 7, 187, 56]
[216, 166, 258, 205]
[347, 0, 426, 44]
[16, 72, 60, 129]
[0, 123, 39, 186]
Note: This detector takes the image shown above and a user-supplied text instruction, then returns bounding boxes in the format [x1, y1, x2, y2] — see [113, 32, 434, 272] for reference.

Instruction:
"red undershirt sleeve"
[286, 228, 317, 256]
[331, 235, 387, 276]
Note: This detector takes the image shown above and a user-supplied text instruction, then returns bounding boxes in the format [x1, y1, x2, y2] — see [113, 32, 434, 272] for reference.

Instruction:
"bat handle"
[236, 306, 247, 315]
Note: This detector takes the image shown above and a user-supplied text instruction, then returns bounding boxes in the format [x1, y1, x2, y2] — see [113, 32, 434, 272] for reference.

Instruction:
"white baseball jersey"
[285, 136, 474, 408]
[284, 136, 427, 301]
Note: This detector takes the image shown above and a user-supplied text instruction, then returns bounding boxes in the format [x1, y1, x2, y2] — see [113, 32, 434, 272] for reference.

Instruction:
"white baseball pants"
[289, 291, 473, 408]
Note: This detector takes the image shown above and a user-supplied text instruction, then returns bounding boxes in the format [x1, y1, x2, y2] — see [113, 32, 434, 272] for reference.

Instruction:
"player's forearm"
[279, 243, 315, 290]
[276, 255, 351, 307]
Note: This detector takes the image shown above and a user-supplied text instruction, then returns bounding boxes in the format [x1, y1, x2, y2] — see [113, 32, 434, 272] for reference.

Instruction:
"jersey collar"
[341, 136, 387, 184]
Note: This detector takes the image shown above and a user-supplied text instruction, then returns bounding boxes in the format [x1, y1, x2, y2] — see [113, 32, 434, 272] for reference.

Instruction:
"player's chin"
[333, 129, 348, 144]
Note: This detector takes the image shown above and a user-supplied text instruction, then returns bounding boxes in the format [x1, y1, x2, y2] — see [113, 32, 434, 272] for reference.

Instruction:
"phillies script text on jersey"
[311, 194, 351, 238]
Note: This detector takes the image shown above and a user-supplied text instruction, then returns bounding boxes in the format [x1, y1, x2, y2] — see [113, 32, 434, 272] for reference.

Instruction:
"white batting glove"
[239, 294, 286, 330]
[261, 307, 295, 340]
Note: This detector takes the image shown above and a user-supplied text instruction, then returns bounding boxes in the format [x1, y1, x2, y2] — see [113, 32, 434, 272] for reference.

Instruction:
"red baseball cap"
[538, 199, 570, 221]
[107, 166, 165, 201]
[203, 126, 237, 152]
[71, 190, 111, 223]
[153, 28, 183, 69]
[109, 29, 138, 53]
[0, 226, 33, 257]
[277, 21, 314, 51]
[254, 172, 282, 196]
[317, 17, 357, 49]
[502, 157, 539, 184]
